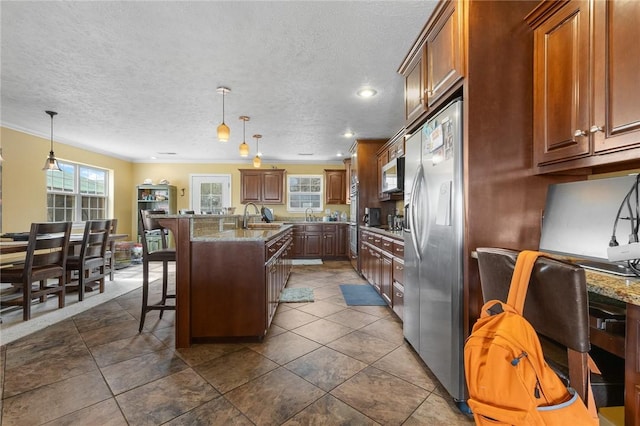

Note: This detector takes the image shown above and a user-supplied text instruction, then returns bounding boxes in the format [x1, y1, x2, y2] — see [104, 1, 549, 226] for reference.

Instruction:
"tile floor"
[0, 260, 474, 425]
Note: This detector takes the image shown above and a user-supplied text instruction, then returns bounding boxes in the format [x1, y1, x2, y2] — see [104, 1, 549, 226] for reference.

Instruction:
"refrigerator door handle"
[409, 164, 423, 261]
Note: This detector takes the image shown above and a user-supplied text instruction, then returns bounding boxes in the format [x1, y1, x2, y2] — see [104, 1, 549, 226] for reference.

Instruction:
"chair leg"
[23, 281, 31, 321]
[58, 276, 66, 309]
[159, 261, 169, 319]
[139, 261, 150, 332]
[78, 268, 85, 302]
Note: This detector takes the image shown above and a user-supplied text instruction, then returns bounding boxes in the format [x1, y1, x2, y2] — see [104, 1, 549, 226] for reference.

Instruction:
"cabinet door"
[323, 231, 336, 257]
[343, 159, 352, 204]
[337, 225, 348, 257]
[377, 150, 390, 201]
[425, 0, 464, 106]
[533, 0, 590, 165]
[404, 45, 427, 125]
[292, 226, 305, 258]
[325, 170, 346, 205]
[380, 251, 393, 305]
[592, 0, 640, 153]
[305, 233, 323, 257]
[262, 171, 284, 203]
[240, 171, 262, 203]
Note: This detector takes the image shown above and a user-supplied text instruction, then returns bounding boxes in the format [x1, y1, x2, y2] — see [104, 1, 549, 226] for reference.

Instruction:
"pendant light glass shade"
[253, 134, 262, 168]
[238, 116, 250, 157]
[216, 87, 230, 142]
[42, 110, 61, 171]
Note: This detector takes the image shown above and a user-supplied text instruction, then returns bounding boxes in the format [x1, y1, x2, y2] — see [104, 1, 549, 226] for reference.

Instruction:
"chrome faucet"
[305, 208, 314, 222]
[243, 202, 260, 229]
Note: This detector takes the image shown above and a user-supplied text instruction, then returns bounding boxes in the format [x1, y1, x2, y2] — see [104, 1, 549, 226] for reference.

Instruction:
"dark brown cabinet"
[344, 158, 352, 205]
[360, 228, 403, 315]
[324, 169, 346, 205]
[529, 0, 640, 172]
[292, 224, 323, 258]
[399, 0, 464, 128]
[337, 224, 348, 257]
[425, 0, 464, 107]
[239, 169, 285, 204]
[377, 130, 405, 202]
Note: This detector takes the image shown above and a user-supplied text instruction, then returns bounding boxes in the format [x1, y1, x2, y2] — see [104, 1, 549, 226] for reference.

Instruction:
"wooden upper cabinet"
[402, 45, 427, 125]
[425, 0, 464, 106]
[592, 0, 640, 154]
[324, 169, 346, 205]
[532, 0, 591, 165]
[529, 0, 640, 170]
[343, 158, 352, 204]
[239, 169, 285, 204]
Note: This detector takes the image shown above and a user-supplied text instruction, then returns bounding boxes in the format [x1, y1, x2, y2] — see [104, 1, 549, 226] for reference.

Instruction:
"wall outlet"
[607, 243, 640, 261]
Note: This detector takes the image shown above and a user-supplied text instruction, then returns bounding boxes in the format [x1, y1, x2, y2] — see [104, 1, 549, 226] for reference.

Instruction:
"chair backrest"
[79, 219, 112, 260]
[24, 221, 72, 273]
[139, 209, 169, 252]
[476, 247, 590, 353]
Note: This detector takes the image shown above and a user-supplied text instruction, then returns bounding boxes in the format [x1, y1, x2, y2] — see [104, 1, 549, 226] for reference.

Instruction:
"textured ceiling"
[1, 1, 436, 164]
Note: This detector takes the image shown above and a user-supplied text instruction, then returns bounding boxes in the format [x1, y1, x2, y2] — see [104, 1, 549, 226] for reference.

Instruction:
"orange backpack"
[464, 250, 599, 425]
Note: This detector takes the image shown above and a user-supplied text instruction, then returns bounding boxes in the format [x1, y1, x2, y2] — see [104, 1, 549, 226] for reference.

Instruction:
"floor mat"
[279, 287, 314, 303]
[339, 284, 386, 306]
[292, 259, 323, 265]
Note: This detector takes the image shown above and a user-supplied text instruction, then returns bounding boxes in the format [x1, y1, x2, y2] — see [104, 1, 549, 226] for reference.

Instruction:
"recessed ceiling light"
[337, 152, 343, 157]
[343, 131, 355, 138]
[357, 87, 377, 98]
[298, 153, 314, 156]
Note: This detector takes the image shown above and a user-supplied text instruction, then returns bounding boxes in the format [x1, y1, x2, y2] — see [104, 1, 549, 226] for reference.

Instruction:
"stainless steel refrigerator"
[403, 99, 465, 402]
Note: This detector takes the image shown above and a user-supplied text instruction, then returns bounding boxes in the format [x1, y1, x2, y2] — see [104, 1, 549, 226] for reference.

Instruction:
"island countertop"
[585, 269, 640, 306]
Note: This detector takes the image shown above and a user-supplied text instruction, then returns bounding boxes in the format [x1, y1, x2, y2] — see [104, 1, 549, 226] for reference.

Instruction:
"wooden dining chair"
[138, 209, 176, 332]
[103, 219, 118, 281]
[1, 221, 72, 321]
[65, 219, 112, 301]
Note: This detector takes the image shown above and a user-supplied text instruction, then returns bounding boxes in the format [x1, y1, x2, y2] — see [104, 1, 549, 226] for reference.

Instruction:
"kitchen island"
[157, 215, 293, 348]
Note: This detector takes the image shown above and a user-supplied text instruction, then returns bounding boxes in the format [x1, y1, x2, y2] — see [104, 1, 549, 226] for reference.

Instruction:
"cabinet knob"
[589, 125, 604, 133]
[574, 129, 587, 137]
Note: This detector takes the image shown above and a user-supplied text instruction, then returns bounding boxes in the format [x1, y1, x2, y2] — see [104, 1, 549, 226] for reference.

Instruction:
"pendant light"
[216, 87, 230, 142]
[238, 116, 250, 157]
[253, 134, 262, 168]
[42, 110, 61, 171]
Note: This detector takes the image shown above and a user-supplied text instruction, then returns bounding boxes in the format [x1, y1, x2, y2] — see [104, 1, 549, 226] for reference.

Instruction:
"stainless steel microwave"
[381, 157, 404, 193]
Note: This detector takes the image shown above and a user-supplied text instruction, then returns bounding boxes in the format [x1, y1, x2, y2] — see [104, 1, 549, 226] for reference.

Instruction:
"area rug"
[279, 287, 314, 303]
[339, 284, 386, 306]
[291, 259, 323, 266]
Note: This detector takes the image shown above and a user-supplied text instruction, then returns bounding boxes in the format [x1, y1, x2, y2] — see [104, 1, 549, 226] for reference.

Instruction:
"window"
[46, 161, 108, 222]
[190, 174, 231, 214]
[287, 175, 323, 212]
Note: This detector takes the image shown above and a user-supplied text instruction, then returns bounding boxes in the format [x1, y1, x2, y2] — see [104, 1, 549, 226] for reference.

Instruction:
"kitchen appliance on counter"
[404, 99, 465, 402]
[363, 207, 381, 227]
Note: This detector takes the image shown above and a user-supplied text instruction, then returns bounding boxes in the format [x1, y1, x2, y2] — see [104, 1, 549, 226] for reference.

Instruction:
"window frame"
[45, 160, 109, 223]
[286, 174, 324, 213]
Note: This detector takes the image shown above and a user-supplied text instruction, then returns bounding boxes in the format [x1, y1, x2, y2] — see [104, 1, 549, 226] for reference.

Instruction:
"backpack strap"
[506, 250, 544, 315]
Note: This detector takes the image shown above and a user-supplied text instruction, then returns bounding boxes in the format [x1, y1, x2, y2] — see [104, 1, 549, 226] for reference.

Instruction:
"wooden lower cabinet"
[626, 302, 640, 425]
[360, 228, 403, 316]
[292, 223, 349, 259]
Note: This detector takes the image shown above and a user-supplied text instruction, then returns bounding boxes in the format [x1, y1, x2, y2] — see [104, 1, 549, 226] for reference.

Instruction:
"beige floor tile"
[44, 398, 128, 426]
[359, 316, 405, 345]
[164, 396, 253, 425]
[327, 330, 400, 364]
[331, 366, 430, 425]
[404, 392, 475, 425]
[195, 347, 279, 394]
[1, 370, 112, 426]
[283, 394, 380, 425]
[285, 346, 367, 391]
[116, 368, 219, 425]
[247, 331, 321, 365]
[372, 344, 438, 391]
[324, 308, 379, 329]
[101, 347, 188, 394]
[291, 318, 355, 345]
[175, 342, 244, 367]
[225, 367, 325, 425]
[89, 332, 167, 367]
[272, 308, 320, 330]
[295, 300, 347, 318]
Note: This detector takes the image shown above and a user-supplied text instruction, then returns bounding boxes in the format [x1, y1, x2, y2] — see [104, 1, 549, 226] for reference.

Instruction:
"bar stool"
[138, 209, 176, 332]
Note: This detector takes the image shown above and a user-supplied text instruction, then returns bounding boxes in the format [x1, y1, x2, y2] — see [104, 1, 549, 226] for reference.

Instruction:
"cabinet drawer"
[393, 241, 404, 259]
[305, 224, 323, 233]
[392, 281, 404, 321]
[380, 237, 394, 253]
[393, 258, 404, 284]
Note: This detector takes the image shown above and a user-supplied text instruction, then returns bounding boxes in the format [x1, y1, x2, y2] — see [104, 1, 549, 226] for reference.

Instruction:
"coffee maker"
[363, 207, 381, 227]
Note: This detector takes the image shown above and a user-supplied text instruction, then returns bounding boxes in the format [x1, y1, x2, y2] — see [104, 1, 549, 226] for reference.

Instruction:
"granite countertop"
[191, 224, 293, 242]
[585, 270, 640, 306]
[359, 225, 404, 240]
